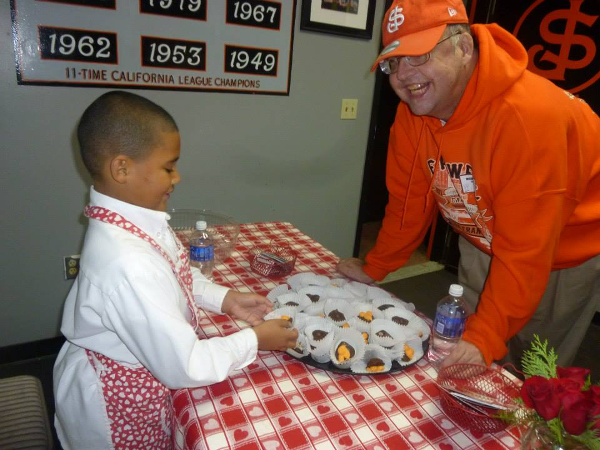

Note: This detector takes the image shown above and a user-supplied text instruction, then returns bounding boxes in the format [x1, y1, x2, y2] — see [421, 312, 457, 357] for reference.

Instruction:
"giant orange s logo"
[515, 0, 600, 93]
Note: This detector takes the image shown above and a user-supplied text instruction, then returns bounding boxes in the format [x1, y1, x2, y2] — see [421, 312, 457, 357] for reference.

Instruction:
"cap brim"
[370, 24, 446, 72]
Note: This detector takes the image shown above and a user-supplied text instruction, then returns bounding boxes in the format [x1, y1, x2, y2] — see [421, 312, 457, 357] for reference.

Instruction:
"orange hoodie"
[363, 24, 600, 364]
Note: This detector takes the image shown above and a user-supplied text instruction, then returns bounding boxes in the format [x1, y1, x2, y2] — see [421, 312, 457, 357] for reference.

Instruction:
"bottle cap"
[195, 220, 208, 230]
[448, 284, 463, 297]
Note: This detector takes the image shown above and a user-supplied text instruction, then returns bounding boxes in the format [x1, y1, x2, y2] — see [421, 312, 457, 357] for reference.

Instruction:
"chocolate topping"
[392, 316, 409, 326]
[328, 309, 346, 322]
[312, 330, 328, 341]
[378, 304, 394, 311]
[375, 330, 392, 339]
[306, 294, 320, 303]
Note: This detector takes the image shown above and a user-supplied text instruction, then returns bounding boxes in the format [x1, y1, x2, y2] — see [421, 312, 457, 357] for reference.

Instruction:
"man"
[338, 0, 600, 369]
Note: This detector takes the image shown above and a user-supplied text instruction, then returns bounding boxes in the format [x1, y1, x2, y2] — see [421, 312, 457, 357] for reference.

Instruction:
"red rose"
[590, 385, 600, 404]
[589, 403, 600, 431]
[557, 366, 590, 384]
[521, 376, 561, 420]
[560, 392, 593, 436]
[553, 377, 584, 398]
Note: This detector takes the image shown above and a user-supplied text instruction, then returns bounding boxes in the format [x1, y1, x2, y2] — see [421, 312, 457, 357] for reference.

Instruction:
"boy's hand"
[336, 258, 374, 283]
[221, 291, 273, 326]
[253, 319, 299, 352]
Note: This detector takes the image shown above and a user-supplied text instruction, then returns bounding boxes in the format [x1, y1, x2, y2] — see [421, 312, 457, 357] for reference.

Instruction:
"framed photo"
[300, 0, 377, 40]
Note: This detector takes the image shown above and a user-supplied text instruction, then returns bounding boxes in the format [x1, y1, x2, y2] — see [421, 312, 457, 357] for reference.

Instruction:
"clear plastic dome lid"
[448, 284, 464, 297]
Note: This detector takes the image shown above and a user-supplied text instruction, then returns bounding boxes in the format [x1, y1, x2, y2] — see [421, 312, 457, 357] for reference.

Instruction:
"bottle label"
[190, 244, 214, 262]
[434, 312, 466, 338]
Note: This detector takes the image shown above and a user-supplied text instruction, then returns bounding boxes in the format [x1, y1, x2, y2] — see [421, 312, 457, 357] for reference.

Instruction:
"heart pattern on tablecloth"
[376, 422, 390, 432]
[278, 416, 292, 427]
[307, 426, 322, 437]
[345, 413, 359, 424]
[204, 419, 219, 430]
[233, 429, 248, 441]
[408, 431, 423, 443]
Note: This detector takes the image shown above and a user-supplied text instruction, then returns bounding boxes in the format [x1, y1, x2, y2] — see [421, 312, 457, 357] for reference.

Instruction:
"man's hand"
[440, 340, 485, 368]
[221, 291, 274, 326]
[336, 258, 375, 283]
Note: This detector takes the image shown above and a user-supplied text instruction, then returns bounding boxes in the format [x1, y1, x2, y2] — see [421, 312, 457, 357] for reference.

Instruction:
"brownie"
[378, 304, 394, 311]
[375, 330, 392, 339]
[328, 309, 346, 322]
[392, 316, 409, 326]
[312, 330, 328, 341]
[306, 294, 320, 303]
[336, 341, 355, 362]
[285, 301, 299, 307]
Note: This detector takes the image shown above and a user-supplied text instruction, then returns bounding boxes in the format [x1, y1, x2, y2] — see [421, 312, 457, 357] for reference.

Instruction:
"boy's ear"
[109, 155, 132, 184]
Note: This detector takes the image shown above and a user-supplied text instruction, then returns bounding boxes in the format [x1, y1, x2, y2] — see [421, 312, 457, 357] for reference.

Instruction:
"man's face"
[388, 34, 468, 121]
[126, 130, 181, 211]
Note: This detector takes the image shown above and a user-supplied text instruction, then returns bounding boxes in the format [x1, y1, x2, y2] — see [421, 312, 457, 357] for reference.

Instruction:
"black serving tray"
[290, 338, 429, 375]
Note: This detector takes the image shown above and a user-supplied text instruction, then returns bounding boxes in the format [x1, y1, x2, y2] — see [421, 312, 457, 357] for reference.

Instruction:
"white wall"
[0, 2, 385, 346]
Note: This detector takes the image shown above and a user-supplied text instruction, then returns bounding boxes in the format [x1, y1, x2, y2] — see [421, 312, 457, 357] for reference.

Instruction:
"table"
[172, 222, 521, 450]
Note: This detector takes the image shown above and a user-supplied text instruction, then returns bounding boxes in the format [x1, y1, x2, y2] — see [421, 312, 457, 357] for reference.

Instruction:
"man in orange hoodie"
[338, 0, 600, 369]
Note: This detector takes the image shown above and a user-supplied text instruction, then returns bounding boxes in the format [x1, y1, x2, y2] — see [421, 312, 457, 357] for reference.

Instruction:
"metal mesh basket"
[437, 363, 520, 433]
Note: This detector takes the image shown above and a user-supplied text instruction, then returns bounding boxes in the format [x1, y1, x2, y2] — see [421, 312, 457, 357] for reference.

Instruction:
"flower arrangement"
[501, 335, 600, 449]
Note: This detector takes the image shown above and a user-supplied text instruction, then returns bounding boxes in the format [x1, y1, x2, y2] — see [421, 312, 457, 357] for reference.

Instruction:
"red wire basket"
[437, 363, 521, 433]
[248, 243, 297, 278]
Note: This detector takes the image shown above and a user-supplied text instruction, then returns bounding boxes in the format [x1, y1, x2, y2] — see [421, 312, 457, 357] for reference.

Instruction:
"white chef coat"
[54, 187, 258, 450]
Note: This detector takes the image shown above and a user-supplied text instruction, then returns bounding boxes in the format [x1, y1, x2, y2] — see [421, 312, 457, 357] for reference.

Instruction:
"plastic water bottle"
[189, 220, 214, 281]
[428, 284, 469, 366]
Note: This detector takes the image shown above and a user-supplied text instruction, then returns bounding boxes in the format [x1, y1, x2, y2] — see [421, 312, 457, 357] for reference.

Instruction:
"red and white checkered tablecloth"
[172, 222, 521, 450]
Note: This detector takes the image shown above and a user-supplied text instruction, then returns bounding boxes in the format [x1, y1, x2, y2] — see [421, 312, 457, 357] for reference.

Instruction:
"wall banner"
[10, 0, 296, 95]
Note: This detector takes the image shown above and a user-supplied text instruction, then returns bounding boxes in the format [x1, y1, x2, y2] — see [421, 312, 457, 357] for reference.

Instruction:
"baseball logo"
[387, 6, 405, 34]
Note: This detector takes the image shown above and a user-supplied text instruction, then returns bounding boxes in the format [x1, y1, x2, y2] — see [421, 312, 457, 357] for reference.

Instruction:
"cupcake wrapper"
[396, 337, 424, 367]
[352, 302, 375, 333]
[310, 350, 332, 364]
[370, 319, 407, 348]
[287, 272, 321, 291]
[287, 333, 309, 358]
[264, 306, 298, 327]
[323, 286, 355, 300]
[343, 281, 369, 298]
[366, 285, 392, 300]
[323, 298, 354, 326]
[276, 292, 312, 311]
[329, 328, 366, 369]
[350, 344, 392, 374]
[304, 320, 336, 354]
[384, 307, 419, 328]
[329, 278, 348, 288]
[267, 284, 290, 303]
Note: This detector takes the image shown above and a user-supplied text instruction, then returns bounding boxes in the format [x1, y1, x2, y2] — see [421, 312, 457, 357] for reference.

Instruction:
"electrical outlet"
[64, 255, 80, 280]
[341, 98, 358, 119]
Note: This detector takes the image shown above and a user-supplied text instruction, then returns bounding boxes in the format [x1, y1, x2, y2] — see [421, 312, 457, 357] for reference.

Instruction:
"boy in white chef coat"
[53, 90, 298, 450]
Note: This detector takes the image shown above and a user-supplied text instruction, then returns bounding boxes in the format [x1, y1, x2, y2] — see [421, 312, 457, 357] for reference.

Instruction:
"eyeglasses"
[379, 33, 462, 74]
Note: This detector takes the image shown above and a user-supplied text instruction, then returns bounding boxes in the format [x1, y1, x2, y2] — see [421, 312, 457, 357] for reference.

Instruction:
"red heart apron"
[84, 205, 201, 449]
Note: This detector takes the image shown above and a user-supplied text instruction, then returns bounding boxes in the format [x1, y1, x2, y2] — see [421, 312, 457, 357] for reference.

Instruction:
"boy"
[54, 91, 298, 449]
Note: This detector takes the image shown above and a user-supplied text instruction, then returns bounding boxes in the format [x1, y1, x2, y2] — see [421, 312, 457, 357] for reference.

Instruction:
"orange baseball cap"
[371, 0, 469, 71]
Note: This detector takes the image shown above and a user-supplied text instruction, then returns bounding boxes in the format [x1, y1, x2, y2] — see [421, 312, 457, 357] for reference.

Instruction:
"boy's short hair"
[77, 91, 178, 179]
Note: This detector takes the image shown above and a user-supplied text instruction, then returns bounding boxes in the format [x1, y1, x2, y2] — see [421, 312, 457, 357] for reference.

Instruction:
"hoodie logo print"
[387, 7, 405, 33]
